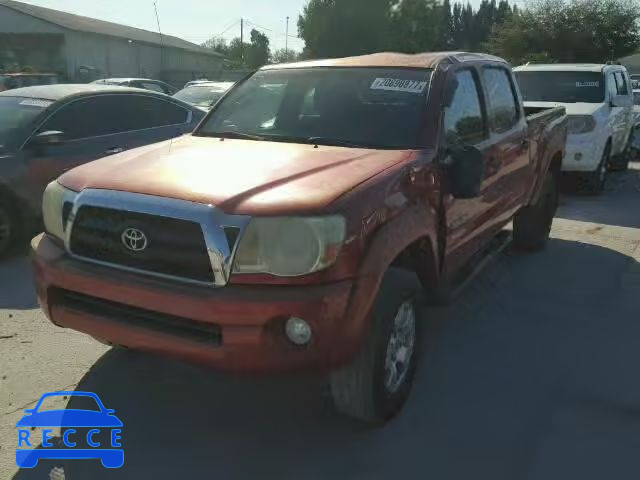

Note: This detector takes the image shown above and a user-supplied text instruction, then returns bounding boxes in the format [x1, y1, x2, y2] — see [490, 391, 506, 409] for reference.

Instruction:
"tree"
[389, 0, 440, 53]
[246, 29, 271, 68]
[271, 48, 299, 64]
[202, 36, 229, 56]
[487, 0, 640, 64]
[298, 0, 393, 58]
[436, 0, 455, 49]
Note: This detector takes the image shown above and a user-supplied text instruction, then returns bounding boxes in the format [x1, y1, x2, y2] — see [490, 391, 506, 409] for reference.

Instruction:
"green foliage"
[271, 48, 300, 64]
[298, 0, 393, 58]
[202, 29, 271, 69]
[297, 0, 517, 58]
[487, 0, 640, 64]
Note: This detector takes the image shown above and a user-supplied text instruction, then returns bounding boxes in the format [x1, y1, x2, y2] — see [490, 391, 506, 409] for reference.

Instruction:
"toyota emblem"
[121, 228, 148, 252]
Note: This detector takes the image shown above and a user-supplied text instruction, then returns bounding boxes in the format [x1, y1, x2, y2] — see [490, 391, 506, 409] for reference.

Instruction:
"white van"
[514, 63, 634, 193]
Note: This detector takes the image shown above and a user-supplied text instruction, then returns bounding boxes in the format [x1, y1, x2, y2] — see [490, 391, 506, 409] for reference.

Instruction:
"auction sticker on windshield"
[370, 78, 428, 93]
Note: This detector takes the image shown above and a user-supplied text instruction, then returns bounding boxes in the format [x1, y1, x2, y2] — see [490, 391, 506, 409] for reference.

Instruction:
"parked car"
[184, 79, 211, 88]
[630, 74, 640, 90]
[31, 52, 567, 423]
[173, 81, 234, 110]
[91, 78, 177, 95]
[0, 73, 59, 92]
[0, 84, 205, 256]
[514, 63, 634, 192]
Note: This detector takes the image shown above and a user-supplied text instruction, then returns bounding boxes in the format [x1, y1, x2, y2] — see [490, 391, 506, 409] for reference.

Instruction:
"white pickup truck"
[514, 63, 634, 193]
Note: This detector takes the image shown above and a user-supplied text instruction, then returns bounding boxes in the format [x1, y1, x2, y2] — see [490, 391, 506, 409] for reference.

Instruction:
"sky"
[18, 0, 494, 52]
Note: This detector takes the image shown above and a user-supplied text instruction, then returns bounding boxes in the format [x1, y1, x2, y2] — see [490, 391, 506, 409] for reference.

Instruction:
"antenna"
[153, 1, 165, 70]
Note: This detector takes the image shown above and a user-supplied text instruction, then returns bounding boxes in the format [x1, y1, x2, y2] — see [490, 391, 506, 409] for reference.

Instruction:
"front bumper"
[562, 133, 607, 172]
[31, 234, 364, 373]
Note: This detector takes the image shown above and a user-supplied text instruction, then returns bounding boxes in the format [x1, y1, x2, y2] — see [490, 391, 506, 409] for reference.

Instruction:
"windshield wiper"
[200, 131, 266, 141]
[305, 137, 369, 148]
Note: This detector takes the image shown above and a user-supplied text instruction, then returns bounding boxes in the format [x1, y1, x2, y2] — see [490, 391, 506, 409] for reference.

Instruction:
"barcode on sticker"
[19, 99, 52, 108]
[370, 78, 428, 94]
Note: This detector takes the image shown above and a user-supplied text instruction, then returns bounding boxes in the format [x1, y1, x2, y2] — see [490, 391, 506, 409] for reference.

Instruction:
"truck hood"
[59, 135, 415, 215]
[524, 101, 605, 117]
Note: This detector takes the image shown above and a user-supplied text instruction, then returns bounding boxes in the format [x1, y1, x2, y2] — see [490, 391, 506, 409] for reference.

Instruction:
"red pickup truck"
[31, 52, 567, 424]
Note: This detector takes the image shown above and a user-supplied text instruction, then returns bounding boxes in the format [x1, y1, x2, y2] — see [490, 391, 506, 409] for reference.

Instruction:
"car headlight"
[42, 181, 76, 241]
[568, 115, 596, 134]
[232, 216, 346, 276]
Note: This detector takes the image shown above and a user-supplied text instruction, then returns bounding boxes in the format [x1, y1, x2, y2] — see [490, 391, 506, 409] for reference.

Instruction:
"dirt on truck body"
[31, 51, 567, 424]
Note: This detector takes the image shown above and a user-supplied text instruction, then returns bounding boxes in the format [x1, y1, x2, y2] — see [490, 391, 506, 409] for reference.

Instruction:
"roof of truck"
[262, 51, 507, 70]
[513, 64, 624, 73]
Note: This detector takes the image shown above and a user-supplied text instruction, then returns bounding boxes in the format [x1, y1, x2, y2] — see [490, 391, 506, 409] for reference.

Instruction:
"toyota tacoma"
[31, 52, 567, 424]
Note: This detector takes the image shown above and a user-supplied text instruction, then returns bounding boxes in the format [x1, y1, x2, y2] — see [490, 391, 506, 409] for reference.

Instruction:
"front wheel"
[0, 200, 16, 258]
[330, 268, 423, 425]
[584, 144, 610, 194]
[513, 171, 558, 252]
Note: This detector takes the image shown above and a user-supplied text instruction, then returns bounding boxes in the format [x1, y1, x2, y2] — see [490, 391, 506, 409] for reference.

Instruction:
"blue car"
[16, 391, 123, 468]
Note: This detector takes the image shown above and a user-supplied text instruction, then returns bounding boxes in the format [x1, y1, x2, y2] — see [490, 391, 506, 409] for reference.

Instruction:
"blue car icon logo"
[16, 391, 123, 469]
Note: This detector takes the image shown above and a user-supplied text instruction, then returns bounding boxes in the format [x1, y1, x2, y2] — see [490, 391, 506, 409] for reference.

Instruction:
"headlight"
[232, 216, 346, 276]
[42, 181, 75, 241]
[568, 115, 596, 134]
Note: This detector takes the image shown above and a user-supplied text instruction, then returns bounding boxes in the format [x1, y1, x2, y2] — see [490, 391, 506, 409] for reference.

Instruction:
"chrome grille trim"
[63, 189, 251, 287]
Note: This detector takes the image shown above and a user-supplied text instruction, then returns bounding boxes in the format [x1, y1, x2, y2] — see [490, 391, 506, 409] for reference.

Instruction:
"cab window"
[444, 69, 486, 145]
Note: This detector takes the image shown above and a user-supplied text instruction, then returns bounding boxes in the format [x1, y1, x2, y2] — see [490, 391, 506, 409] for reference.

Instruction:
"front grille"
[51, 288, 222, 346]
[69, 206, 213, 283]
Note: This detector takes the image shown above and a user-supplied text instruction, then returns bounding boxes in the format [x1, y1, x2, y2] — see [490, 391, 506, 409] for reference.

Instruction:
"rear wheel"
[330, 268, 423, 424]
[513, 171, 558, 252]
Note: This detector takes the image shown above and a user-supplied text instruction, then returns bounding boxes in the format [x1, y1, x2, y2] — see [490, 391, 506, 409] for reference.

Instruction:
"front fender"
[339, 204, 439, 352]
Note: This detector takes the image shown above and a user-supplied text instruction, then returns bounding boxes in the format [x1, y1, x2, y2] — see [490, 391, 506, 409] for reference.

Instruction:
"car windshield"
[196, 67, 433, 149]
[0, 96, 51, 149]
[174, 85, 230, 107]
[515, 71, 605, 103]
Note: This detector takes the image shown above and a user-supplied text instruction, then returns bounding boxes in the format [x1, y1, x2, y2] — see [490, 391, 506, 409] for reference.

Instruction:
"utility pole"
[240, 18, 244, 64]
[154, 2, 165, 73]
[285, 16, 289, 54]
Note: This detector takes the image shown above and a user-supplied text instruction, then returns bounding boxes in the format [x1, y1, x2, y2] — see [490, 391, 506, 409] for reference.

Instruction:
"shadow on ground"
[557, 164, 640, 229]
[0, 255, 38, 310]
[12, 237, 640, 480]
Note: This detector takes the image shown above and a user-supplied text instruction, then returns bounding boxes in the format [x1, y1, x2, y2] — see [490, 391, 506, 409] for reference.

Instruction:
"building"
[0, 0, 224, 86]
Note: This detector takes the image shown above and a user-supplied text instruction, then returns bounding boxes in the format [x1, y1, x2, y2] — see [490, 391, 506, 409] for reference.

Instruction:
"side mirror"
[447, 146, 485, 199]
[30, 130, 64, 147]
[611, 95, 632, 108]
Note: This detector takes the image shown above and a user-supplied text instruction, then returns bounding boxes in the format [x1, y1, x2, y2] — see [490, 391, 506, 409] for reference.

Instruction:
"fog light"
[285, 317, 312, 345]
[575, 152, 583, 161]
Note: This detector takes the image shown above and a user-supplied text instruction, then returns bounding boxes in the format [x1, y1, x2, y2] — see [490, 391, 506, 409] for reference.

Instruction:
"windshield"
[0, 96, 51, 149]
[515, 71, 605, 103]
[174, 85, 230, 107]
[197, 67, 432, 149]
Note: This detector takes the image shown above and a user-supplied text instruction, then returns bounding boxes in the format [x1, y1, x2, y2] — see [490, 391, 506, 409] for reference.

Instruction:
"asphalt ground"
[1, 163, 639, 480]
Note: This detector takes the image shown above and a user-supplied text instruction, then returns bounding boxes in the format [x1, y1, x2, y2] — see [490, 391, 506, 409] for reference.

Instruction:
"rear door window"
[123, 96, 189, 129]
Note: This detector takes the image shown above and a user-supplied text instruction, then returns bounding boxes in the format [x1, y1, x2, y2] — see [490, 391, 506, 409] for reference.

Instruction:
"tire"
[584, 144, 610, 194]
[330, 268, 423, 425]
[513, 171, 558, 252]
[0, 196, 17, 258]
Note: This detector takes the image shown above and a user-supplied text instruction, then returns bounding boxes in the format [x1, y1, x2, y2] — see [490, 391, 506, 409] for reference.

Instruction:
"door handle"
[105, 147, 125, 155]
